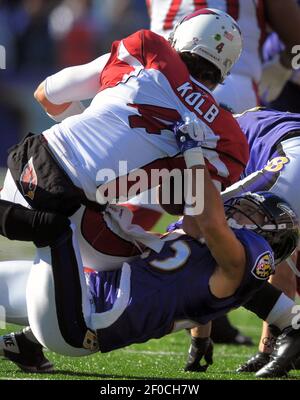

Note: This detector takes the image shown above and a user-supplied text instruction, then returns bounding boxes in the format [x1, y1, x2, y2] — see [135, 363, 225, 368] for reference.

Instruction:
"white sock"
[266, 293, 296, 331]
[0, 333, 20, 356]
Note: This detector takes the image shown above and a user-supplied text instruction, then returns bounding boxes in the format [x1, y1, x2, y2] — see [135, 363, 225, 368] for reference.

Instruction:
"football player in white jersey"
[146, 0, 300, 114]
[0, 9, 246, 267]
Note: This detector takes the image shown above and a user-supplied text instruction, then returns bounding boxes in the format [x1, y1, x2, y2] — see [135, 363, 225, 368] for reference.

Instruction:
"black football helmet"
[224, 191, 299, 265]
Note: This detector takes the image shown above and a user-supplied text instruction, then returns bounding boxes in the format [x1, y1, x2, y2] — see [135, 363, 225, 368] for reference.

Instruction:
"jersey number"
[163, 0, 240, 31]
[149, 240, 191, 272]
[128, 103, 181, 134]
[264, 157, 289, 173]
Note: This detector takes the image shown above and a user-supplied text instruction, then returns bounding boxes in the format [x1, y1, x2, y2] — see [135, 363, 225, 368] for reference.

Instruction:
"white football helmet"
[169, 8, 243, 81]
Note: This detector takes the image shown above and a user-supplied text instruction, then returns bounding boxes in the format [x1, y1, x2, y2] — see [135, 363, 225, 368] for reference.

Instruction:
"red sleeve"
[100, 29, 190, 90]
[99, 31, 143, 90]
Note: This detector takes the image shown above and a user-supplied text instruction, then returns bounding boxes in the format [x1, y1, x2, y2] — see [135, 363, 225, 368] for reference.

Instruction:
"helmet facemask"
[225, 193, 299, 265]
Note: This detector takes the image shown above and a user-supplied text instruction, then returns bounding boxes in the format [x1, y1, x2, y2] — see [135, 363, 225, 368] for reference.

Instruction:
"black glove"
[184, 336, 213, 372]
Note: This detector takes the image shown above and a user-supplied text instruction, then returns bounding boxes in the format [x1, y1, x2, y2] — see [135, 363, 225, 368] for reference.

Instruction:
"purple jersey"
[90, 229, 274, 352]
[236, 108, 300, 176]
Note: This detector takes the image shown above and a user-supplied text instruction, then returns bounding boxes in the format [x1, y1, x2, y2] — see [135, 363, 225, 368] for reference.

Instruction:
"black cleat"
[1, 332, 54, 373]
[256, 326, 300, 378]
[236, 352, 271, 373]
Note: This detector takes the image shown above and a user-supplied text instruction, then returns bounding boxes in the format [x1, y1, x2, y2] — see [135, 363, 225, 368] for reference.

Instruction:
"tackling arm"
[173, 117, 246, 286]
[184, 163, 246, 285]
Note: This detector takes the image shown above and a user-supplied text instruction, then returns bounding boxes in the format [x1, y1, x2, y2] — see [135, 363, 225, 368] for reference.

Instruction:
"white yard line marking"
[124, 349, 251, 358]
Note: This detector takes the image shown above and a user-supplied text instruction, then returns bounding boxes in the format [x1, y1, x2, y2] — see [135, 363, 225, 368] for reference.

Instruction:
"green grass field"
[0, 309, 261, 380]
[2, 308, 299, 380]
[0, 211, 299, 380]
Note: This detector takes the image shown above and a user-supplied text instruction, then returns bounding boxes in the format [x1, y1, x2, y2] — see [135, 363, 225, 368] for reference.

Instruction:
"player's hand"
[184, 336, 214, 372]
[259, 54, 292, 103]
[173, 115, 205, 155]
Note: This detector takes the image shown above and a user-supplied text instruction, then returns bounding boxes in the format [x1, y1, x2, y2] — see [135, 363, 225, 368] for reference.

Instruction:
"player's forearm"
[190, 166, 227, 234]
[44, 58, 106, 104]
[189, 165, 245, 278]
[35, 53, 110, 110]
[34, 81, 72, 116]
[34, 81, 85, 122]
[185, 164, 231, 247]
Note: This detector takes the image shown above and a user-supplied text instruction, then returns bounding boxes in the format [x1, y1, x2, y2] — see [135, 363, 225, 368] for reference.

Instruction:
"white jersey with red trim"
[43, 30, 248, 204]
[147, 0, 266, 83]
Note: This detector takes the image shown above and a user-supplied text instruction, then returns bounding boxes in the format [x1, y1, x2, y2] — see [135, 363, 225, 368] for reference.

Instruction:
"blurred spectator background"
[0, 0, 149, 166]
